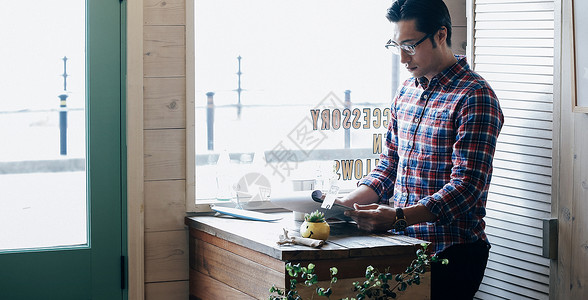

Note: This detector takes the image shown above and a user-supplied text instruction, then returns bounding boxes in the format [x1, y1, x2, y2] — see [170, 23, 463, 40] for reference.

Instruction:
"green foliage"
[304, 210, 326, 223]
[268, 243, 447, 300]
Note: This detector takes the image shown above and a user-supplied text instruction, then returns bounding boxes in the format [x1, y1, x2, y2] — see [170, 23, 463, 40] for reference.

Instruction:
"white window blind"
[470, 0, 554, 299]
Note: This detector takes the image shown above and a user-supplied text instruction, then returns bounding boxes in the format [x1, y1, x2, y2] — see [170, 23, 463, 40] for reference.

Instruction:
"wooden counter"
[186, 212, 430, 299]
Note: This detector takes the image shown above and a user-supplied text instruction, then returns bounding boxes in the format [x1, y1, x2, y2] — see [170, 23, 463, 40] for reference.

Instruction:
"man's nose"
[400, 50, 411, 64]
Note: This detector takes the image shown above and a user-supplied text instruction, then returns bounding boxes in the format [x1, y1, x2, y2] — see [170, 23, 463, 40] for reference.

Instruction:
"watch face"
[394, 219, 408, 231]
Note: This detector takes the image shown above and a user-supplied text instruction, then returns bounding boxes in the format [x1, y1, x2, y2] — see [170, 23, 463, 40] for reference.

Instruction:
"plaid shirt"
[359, 56, 503, 254]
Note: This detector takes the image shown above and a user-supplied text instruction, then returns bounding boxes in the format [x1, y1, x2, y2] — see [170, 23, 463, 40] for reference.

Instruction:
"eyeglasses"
[385, 33, 432, 56]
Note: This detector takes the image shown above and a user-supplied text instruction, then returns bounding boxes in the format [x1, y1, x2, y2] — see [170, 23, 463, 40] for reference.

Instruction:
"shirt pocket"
[418, 109, 454, 155]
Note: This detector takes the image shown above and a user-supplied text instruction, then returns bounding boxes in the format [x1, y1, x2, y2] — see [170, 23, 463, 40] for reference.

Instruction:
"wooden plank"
[487, 192, 551, 213]
[480, 71, 553, 84]
[144, 25, 185, 78]
[498, 126, 552, 140]
[486, 262, 549, 287]
[489, 244, 550, 267]
[475, 46, 553, 58]
[501, 116, 552, 130]
[475, 55, 554, 66]
[190, 268, 255, 299]
[492, 167, 551, 185]
[189, 228, 284, 272]
[192, 238, 284, 298]
[186, 214, 350, 261]
[486, 218, 543, 238]
[289, 253, 416, 279]
[476, 0, 552, 4]
[486, 209, 544, 229]
[486, 235, 543, 257]
[327, 234, 416, 258]
[477, 283, 537, 300]
[475, 20, 555, 30]
[480, 276, 548, 300]
[485, 226, 542, 246]
[295, 276, 430, 300]
[145, 230, 189, 283]
[144, 0, 185, 26]
[144, 129, 186, 181]
[476, 2, 554, 13]
[475, 11, 553, 21]
[145, 180, 186, 232]
[495, 90, 553, 103]
[145, 280, 189, 300]
[571, 113, 588, 298]
[495, 142, 553, 158]
[144, 77, 186, 130]
[475, 38, 554, 48]
[128, 0, 145, 297]
[475, 29, 554, 39]
[496, 99, 553, 112]
[488, 251, 549, 275]
[476, 64, 553, 76]
[489, 183, 552, 203]
[487, 201, 551, 220]
[488, 176, 551, 195]
[493, 157, 552, 176]
[475, 289, 509, 300]
[490, 81, 553, 94]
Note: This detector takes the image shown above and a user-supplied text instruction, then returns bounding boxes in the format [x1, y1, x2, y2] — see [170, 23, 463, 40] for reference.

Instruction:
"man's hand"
[345, 203, 397, 232]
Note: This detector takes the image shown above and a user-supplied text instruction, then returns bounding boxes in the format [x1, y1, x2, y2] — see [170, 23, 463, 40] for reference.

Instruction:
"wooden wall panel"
[144, 26, 185, 78]
[142, 0, 189, 298]
[145, 280, 189, 300]
[144, 129, 186, 181]
[144, 0, 185, 26]
[145, 180, 186, 232]
[144, 77, 186, 129]
[145, 230, 190, 283]
[190, 269, 255, 299]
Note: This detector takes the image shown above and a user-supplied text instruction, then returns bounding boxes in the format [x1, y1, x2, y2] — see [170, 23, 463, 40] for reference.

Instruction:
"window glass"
[194, 0, 406, 205]
[0, 1, 86, 250]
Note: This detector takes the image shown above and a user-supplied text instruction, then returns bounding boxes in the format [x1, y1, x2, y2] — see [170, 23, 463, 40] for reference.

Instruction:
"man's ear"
[437, 26, 448, 46]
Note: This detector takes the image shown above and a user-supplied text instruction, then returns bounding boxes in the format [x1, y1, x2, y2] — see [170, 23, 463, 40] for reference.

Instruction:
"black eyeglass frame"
[385, 33, 433, 56]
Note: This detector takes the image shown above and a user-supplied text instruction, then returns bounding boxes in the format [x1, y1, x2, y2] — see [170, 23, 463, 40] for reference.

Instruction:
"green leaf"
[399, 282, 407, 291]
[308, 263, 315, 270]
[330, 267, 338, 276]
[316, 287, 325, 296]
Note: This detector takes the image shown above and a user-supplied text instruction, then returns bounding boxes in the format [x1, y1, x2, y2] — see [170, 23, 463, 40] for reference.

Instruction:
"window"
[192, 0, 407, 209]
[0, 0, 86, 250]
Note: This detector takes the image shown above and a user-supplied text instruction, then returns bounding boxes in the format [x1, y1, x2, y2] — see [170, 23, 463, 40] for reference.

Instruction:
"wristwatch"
[393, 207, 408, 231]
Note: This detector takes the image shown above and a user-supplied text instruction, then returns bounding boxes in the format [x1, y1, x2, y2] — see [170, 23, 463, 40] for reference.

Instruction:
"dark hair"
[386, 0, 452, 47]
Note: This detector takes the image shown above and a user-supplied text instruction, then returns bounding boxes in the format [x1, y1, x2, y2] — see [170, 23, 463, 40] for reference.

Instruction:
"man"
[339, 0, 504, 298]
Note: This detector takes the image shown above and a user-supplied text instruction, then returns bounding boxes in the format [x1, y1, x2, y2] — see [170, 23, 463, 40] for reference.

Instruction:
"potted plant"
[300, 210, 330, 241]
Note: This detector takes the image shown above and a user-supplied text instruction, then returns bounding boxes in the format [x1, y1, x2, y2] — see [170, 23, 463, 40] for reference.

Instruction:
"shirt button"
[414, 118, 420, 123]
[422, 94, 428, 100]
[403, 166, 408, 172]
[402, 192, 408, 197]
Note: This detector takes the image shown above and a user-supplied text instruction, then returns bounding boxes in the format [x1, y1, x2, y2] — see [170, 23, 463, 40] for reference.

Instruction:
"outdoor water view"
[194, 0, 408, 204]
[0, 1, 86, 251]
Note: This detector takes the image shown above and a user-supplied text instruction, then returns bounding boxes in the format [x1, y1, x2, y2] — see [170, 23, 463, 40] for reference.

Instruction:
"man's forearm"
[339, 184, 380, 207]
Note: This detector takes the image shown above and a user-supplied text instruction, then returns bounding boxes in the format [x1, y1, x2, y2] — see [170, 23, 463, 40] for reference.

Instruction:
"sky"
[0, 0, 85, 112]
[194, 0, 405, 107]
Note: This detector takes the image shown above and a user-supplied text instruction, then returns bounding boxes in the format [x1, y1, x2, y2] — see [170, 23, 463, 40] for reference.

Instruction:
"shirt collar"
[415, 55, 469, 89]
